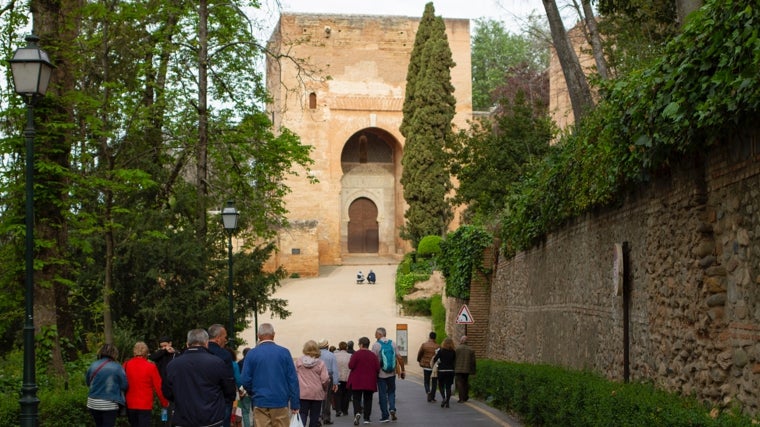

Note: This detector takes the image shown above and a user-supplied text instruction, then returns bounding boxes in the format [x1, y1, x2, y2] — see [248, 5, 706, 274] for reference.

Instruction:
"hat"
[317, 338, 329, 349]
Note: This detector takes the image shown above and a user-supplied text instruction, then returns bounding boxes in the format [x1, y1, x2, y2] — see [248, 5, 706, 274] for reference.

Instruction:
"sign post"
[455, 304, 474, 335]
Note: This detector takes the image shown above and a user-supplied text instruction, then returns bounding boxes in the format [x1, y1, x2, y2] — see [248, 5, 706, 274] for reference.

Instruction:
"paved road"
[238, 256, 521, 426]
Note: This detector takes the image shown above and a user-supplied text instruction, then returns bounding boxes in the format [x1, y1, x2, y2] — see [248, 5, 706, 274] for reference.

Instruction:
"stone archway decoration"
[348, 197, 379, 253]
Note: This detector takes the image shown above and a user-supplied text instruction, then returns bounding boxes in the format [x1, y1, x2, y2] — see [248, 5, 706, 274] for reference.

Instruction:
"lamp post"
[221, 201, 239, 344]
[10, 34, 54, 427]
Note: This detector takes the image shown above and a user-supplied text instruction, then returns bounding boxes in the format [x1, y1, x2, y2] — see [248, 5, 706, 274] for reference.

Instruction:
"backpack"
[378, 339, 396, 373]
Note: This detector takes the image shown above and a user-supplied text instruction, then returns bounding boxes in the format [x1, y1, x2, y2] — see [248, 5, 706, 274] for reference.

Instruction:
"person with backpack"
[371, 327, 405, 423]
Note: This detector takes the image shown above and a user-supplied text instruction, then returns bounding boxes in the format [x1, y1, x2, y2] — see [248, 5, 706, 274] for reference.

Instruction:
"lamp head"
[221, 200, 239, 232]
[10, 34, 54, 98]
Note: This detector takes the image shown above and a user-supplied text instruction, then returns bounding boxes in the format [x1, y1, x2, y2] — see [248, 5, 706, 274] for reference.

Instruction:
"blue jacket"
[319, 348, 339, 385]
[162, 346, 237, 427]
[86, 357, 127, 405]
[240, 341, 299, 410]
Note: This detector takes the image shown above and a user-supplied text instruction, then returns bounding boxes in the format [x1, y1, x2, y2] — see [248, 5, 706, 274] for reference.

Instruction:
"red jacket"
[124, 356, 168, 410]
[347, 348, 379, 392]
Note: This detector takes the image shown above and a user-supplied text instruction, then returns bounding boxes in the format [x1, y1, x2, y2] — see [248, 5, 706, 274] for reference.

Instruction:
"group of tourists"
[86, 323, 434, 427]
[416, 332, 477, 407]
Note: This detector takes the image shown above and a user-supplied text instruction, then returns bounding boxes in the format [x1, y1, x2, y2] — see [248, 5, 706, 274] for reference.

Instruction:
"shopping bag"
[290, 413, 304, 427]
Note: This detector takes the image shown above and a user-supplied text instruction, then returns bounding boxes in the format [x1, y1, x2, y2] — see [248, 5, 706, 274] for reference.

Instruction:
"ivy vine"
[438, 225, 493, 299]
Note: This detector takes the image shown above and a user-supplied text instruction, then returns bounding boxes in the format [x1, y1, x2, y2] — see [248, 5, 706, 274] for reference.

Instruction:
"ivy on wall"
[439, 225, 493, 299]
[498, 0, 760, 256]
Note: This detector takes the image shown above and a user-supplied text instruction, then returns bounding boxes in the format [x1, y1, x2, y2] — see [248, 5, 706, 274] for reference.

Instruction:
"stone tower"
[266, 13, 472, 276]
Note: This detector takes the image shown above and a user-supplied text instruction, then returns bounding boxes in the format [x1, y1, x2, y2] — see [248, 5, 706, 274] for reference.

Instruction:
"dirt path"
[238, 260, 433, 374]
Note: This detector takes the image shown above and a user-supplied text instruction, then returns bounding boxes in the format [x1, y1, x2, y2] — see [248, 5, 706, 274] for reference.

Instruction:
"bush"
[399, 297, 432, 316]
[472, 359, 755, 426]
[430, 294, 446, 342]
[417, 235, 442, 258]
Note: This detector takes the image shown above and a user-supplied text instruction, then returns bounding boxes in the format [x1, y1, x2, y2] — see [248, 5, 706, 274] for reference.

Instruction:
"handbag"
[289, 413, 304, 427]
[431, 360, 439, 378]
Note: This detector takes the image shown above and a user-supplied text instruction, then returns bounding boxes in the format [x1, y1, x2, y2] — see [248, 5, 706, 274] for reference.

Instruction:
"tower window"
[309, 92, 317, 109]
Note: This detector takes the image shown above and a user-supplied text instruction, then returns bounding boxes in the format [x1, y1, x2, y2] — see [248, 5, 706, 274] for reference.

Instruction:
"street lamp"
[10, 34, 54, 427]
[221, 201, 239, 344]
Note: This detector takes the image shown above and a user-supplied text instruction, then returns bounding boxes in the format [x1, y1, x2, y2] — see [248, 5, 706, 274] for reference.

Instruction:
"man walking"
[416, 331, 440, 402]
[207, 324, 235, 427]
[454, 335, 477, 403]
[371, 327, 404, 423]
[162, 329, 236, 427]
[240, 323, 300, 427]
[318, 339, 339, 425]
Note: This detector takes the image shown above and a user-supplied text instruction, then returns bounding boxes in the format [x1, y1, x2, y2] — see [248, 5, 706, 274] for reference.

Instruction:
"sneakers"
[363, 422, 371, 425]
[354, 414, 361, 426]
[390, 410, 397, 421]
[379, 418, 390, 423]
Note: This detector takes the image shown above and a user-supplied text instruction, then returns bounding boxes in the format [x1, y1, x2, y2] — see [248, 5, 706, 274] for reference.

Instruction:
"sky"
[252, 0, 549, 38]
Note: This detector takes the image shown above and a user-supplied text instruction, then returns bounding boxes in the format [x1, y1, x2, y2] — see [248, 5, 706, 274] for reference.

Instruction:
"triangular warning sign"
[456, 305, 474, 324]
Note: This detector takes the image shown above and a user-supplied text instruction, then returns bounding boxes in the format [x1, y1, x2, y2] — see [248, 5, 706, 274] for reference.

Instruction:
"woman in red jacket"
[123, 341, 169, 427]
[347, 336, 380, 425]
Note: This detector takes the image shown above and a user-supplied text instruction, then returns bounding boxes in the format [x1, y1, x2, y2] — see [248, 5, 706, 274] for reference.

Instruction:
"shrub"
[430, 294, 446, 342]
[417, 235, 442, 258]
[472, 359, 755, 426]
[399, 297, 432, 316]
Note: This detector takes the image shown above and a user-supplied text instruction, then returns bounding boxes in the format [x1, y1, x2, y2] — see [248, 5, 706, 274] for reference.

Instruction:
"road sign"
[456, 304, 474, 324]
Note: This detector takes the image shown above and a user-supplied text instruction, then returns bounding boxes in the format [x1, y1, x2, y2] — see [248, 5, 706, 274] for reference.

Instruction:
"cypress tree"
[400, 2, 457, 247]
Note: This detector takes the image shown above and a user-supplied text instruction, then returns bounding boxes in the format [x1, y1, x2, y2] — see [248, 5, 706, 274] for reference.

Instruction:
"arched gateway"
[265, 13, 472, 276]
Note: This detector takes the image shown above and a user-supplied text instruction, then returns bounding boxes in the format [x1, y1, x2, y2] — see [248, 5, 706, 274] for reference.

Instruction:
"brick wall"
[476, 130, 760, 414]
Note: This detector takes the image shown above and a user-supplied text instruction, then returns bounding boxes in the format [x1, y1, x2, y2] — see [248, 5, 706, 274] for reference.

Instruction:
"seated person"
[356, 271, 365, 283]
[367, 270, 376, 284]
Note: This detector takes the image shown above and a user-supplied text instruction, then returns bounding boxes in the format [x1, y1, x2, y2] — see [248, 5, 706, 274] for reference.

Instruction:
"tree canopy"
[0, 0, 312, 371]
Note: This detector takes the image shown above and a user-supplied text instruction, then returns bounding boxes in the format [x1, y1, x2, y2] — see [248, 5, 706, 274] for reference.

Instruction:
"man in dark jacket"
[163, 328, 236, 427]
[207, 324, 236, 427]
[454, 335, 477, 403]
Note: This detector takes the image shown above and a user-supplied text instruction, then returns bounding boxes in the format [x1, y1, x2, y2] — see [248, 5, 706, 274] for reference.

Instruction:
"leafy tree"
[471, 18, 548, 111]
[399, 2, 456, 247]
[0, 0, 313, 370]
[453, 65, 555, 225]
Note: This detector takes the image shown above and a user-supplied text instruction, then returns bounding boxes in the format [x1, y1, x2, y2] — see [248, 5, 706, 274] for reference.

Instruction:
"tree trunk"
[542, 0, 594, 122]
[581, 0, 608, 80]
[32, 0, 80, 374]
[197, 0, 209, 239]
[676, 0, 703, 26]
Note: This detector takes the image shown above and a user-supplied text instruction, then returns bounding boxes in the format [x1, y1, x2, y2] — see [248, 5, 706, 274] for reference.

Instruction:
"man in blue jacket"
[241, 323, 300, 427]
[163, 329, 237, 427]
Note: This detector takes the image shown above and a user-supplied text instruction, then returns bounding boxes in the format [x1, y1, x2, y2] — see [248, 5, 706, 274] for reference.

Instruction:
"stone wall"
[476, 131, 760, 413]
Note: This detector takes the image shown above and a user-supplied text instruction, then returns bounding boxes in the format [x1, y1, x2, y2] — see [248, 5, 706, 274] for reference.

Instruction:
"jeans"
[376, 375, 396, 420]
[238, 395, 252, 427]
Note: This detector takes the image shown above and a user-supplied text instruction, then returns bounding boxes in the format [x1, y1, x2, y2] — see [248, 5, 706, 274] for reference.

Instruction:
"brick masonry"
[445, 131, 760, 414]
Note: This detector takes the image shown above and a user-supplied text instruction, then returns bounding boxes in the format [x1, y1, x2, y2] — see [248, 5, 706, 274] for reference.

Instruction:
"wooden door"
[348, 198, 379, 253]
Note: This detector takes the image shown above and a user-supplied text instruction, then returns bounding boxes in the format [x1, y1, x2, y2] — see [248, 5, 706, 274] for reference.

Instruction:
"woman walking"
[432, 337, 456, 408]
[86, 344, 128, 427]
[295, 340, 330, 427]
[123, 341, 169, 427]
[347, 336, 380, 425]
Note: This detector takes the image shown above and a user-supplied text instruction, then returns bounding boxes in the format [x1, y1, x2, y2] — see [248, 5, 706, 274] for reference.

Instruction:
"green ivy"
[439, 225, 493, 299]
[498, 0, 760, 255]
